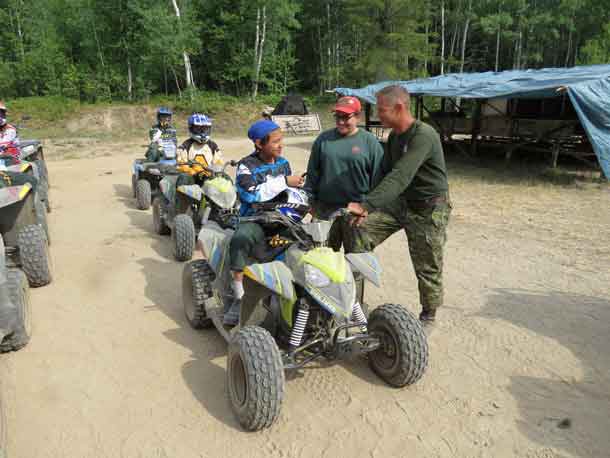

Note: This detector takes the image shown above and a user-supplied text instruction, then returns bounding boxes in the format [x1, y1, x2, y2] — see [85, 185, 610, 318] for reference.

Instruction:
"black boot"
[419, 309, 436, 327]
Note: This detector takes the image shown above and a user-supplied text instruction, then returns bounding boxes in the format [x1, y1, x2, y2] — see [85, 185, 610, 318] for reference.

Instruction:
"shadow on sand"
[479, 289, 610, 458]
[136, 255, 240, 430]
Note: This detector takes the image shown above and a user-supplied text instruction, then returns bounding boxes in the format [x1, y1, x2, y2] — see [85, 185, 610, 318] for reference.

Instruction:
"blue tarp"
[335, 65, 610, 178]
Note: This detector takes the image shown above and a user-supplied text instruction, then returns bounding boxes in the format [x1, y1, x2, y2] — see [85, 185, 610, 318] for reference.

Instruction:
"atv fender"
[346, 252, 382, 287]
[198, 223, 233, 274]
[177, 184, 203, 202]
[244, 261, 296, 302]
[6, 163, 33, 175]
[0, 184, 33, 209]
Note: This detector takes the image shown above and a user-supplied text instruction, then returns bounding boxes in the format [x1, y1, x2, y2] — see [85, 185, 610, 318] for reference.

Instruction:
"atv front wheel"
[17, 224, 52, 287]
[368, 303, 428, 387]
[135, 179, 152, 210]
[0, 269, 32, 352]
[227, 326, 284, 431]
[182, 260, 215, 329]
[152, 197, 170, 235]
[172, 214, 195, 261]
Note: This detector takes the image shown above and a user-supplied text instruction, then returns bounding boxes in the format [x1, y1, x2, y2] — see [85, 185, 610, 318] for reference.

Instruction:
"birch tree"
[171, 0, 195, 88]
[252, 5, 267, 99]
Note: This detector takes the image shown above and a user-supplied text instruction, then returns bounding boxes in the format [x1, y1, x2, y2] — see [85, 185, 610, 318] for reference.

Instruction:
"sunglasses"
[334, 113, 356, 123]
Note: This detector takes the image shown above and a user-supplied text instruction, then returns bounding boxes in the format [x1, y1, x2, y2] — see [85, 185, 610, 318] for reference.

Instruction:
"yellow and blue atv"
[131, 139, 178, 210]
[0, 173, 52, 287]
[154, 160, 238, 262]
[183, 204, 428, 431]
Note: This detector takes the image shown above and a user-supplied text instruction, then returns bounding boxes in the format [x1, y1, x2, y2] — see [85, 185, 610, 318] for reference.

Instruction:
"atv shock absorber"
[288, 301, 310, 352]
[351, 302, 368, 332]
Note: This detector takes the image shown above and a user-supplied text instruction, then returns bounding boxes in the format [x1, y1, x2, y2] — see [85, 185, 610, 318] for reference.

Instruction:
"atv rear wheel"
[17, 224, 52, 287]
[152, 197, 170, 235]
[182, 260, 215, 329]
[131, 174, 137, 198]
[368, 303, 428, 387]
[135, 179, 152, 210]
[172, 214, 195, 261]
[0, 269, 32, 352]
[227, 326, 284, 431]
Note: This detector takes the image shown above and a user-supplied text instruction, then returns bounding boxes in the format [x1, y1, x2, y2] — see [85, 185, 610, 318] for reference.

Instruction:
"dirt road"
[1, 135, 609, 458]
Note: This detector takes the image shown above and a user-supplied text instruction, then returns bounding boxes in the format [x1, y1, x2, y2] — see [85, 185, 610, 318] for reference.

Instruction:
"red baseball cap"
[333, 96, 361, 114]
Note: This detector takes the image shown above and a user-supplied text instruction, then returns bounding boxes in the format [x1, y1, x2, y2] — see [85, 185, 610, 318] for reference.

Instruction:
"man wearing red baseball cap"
[304, 96, 384, 252]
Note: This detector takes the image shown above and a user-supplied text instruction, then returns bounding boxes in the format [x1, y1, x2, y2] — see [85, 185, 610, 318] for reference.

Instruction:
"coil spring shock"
[351, 302, 368, 332]
[289, 302, 310, 351]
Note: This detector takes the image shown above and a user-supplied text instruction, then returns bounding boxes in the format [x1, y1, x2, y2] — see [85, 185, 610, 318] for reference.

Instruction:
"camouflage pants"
[345, 199, 452, 313]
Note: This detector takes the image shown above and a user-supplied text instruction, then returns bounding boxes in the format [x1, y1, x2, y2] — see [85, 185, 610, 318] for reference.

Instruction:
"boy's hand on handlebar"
[286, 174, 305, 187]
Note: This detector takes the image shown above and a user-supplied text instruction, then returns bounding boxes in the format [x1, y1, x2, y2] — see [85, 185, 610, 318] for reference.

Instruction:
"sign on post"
[272, 114, 322, 135]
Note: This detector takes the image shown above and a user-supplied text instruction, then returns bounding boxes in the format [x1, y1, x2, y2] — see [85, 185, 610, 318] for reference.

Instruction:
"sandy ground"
[1, 134, 609, 458]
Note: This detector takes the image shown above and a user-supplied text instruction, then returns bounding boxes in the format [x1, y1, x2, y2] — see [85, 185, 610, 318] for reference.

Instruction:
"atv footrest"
[206, 306, 238, 342]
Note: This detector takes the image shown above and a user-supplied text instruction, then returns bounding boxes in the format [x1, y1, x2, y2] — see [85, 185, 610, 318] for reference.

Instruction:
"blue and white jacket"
[236, 151, 292, 216]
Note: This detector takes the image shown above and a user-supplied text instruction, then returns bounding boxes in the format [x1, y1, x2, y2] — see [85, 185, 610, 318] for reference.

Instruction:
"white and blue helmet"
[188, 113, 212, 143]
[277, 187, 309, 222]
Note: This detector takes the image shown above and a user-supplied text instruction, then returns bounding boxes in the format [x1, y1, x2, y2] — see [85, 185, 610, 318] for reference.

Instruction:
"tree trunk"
[12, 1, 25, 60]
[252, 5, 266, 99]
[424, 21, 429, 74]
[171, 66, 182, 98]
[171, 0, 195, 88]
[459, 1, 471, 73]
[516, 28, 522, 69]
[495, 28, 500, 72]
[327, 2, 332, 91]
[440, 0, 445, 75]
[127, 56, 133, 100]
[449, 23, 459, 72]
[253, 8, 260, 72]
[317, 25, 324, 94]
[565, 26, 573, 67]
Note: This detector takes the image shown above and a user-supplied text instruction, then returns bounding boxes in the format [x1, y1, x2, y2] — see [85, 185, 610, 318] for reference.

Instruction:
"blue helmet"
[277, 188, 309, 222]
[157, 107, 173, 127]
[188, 113, 212, 143]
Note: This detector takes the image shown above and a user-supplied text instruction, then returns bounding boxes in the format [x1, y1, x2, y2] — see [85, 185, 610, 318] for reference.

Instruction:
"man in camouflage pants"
[347, 85, 451, 326]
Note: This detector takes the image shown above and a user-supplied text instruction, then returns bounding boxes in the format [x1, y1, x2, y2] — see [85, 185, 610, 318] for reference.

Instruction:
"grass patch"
[8, 96, 81, 127]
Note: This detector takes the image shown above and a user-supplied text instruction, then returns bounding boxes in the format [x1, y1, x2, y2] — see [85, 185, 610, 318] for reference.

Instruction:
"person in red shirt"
[0, 101, 20, 159]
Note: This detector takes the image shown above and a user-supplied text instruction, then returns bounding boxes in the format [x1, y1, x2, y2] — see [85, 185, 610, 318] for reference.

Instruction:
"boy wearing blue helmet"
[145, 107, 177, 162]
[223, 120, 304, 326]
[174, 113, 223, 193]
[178, 113, 223, 167]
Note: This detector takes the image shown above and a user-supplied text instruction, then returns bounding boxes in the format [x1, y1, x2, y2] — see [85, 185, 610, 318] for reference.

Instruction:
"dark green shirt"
[306, 128, 384, 205]
[364, 120, 448, 211]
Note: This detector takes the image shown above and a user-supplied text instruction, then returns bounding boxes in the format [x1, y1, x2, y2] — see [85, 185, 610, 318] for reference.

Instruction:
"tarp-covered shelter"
[336, 65, 610, 179]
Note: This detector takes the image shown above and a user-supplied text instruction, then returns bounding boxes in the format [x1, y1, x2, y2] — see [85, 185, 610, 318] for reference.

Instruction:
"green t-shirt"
[305, 128, 384, 206]
[364, 120, 448, 211]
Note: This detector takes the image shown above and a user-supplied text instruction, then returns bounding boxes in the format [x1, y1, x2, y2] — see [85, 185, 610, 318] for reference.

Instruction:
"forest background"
[2, 0, 610, 122]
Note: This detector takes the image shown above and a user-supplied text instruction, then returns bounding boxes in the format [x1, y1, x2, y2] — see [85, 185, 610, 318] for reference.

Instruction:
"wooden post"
[365, 103, 372, 132]
[470, 99, 484, 156]
[551, 143, 560, 169]
[415, 96, 423, 120]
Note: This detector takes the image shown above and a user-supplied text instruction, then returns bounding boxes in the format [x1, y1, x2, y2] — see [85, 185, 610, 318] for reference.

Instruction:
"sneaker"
[223, 299, 241, 326]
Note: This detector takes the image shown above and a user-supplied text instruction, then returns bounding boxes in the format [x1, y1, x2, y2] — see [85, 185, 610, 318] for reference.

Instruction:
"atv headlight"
[149, 168, 161, 175]
[304, 264, 331, 288]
